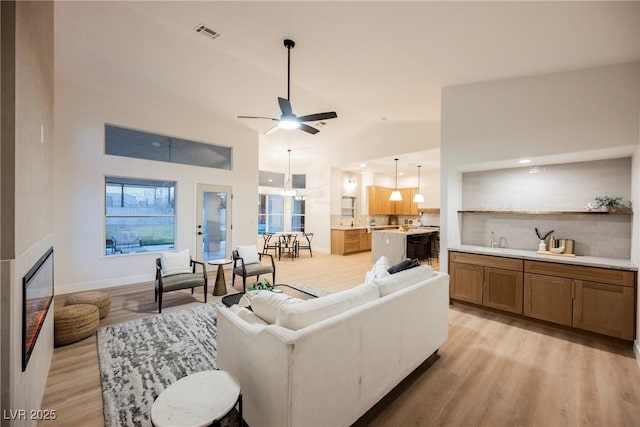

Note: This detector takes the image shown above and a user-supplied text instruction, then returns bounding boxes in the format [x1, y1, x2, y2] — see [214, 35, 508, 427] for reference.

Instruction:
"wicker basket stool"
[65, 291, 111, 319]
[54, 304, 100, 347]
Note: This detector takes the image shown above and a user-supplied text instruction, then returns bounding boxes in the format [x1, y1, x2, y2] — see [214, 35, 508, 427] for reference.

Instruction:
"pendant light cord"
[394, 158, 399, 190]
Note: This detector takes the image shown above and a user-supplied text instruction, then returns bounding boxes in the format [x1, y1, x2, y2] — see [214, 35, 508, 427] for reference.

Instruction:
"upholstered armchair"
[155, 250, 207, 313]
[232, 245, 276, 293]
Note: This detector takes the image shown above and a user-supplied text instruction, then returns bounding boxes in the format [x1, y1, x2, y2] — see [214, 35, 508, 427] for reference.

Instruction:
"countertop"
[331, 225, 401, 231]
[449, 245, 637, 271]
[372, 227, 440, 235]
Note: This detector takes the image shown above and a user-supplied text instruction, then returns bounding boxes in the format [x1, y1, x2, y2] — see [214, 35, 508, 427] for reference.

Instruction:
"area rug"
[97, 302, 225, 427]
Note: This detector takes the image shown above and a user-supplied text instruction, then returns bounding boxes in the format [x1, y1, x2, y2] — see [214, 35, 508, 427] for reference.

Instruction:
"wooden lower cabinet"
[573, 279, 635, 340]
[450, 262, 483, 304]
[450, 251, 637, 341]
[449, 252, 523, 313]
[483, 267, 523, 314]
[524, 273, 573, 326]
[331, 229, 371, 255]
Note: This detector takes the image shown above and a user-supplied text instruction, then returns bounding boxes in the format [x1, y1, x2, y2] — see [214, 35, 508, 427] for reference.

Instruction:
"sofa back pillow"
[229, 305, 268, 326]
[251, 291, 303, 324]
[276, 283, 379, 331]
[374, 265, 434, 296]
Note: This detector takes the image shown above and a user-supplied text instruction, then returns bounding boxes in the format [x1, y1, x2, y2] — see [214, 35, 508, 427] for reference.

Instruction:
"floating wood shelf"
[458, 210, 633, 215]
[418, 208, 440, 213]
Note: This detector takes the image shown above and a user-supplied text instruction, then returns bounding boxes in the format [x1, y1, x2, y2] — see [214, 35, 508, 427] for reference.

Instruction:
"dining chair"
[262, 232, 280, 256]
[279, 233, 298, 261]
[297, 232, 314, 258]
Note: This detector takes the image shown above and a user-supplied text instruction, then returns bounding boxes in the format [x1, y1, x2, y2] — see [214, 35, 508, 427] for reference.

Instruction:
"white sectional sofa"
[217, 265, 450, 427]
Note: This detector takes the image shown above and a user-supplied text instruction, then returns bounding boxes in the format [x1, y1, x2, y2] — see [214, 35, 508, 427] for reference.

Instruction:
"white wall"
[441, 63, 639, 272]
[634, 54, 640, 362]
[53, 79, 258, 294]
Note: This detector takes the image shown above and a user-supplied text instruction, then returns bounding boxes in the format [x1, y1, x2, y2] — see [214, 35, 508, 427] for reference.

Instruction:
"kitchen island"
[371, 227, 439, 265]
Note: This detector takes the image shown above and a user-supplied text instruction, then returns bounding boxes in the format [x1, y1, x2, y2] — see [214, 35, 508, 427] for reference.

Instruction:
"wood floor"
[40, 252, 640, 426]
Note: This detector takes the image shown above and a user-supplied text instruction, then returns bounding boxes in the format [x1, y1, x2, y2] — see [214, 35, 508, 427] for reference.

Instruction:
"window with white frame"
[291, 196, 306, 232]
[105, 177, 175, 255]
[258, 193, 284, 234]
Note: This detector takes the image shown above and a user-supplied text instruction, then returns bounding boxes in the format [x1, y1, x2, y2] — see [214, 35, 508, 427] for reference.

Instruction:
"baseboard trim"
[634, 340, 640, 368]
[56, 273, 154, 295]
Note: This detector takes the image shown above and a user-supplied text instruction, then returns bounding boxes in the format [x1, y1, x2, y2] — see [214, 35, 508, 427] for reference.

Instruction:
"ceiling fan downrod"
[284, 39, 295, 101]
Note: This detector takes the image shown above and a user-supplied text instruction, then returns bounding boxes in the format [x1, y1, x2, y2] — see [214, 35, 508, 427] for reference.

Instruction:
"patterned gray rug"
[97, 302, 225, 427]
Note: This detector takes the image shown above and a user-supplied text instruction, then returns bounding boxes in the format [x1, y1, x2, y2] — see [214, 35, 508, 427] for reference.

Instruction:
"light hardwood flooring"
[40, 252, 640, 426]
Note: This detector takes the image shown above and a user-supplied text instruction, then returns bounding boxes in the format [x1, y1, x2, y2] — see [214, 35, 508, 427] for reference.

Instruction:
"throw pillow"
[160, 249, 191, 277]
[366, 256, 391, 284]
[251, 291, 303, 324]
[388, 258, 420, 274]
[237, 245, 260, 265]
[374, 265, 435, 297]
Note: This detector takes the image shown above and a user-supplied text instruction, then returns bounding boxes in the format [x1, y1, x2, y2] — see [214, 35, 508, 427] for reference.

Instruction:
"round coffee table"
[207, 259, 233, 296]
[151, 370, 241, 427]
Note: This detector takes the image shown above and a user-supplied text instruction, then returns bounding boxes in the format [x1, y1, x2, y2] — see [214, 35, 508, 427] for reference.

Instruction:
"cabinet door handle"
[571, 280, 575, 299]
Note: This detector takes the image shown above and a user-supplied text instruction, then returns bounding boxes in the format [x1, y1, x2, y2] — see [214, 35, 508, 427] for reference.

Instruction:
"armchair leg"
[272, 271, 276, 283]
[191, 287, 194, 295]
[154, 288, 157, 302]
[242, 276, 247, 293]
[158, 292, 162, 314]
[204, 283, 208, 303]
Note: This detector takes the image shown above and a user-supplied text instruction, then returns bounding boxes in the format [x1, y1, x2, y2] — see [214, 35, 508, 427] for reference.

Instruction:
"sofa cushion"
[365, 256, 391, 284]
[160, 249, 192, 277]
[276, 283, 379, 331]
[229, 305, 268, 326]
[251, 291, 303, 324]
[237, 245, 260, 265]
[374, 265, 434, 297]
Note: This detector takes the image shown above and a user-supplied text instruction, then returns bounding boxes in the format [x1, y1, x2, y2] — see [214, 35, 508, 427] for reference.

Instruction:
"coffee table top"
[151, 370, 240, 427]
[221, 284, 321, 308]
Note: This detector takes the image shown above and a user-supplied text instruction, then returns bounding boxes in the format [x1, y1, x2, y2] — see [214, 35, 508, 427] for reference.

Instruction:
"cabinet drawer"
[524, 261, 635, 287]
[450, 251, 523, 272]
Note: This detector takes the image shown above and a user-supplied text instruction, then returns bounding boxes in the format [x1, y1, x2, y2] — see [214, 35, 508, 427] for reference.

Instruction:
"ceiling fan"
[238, 39, 338, 135]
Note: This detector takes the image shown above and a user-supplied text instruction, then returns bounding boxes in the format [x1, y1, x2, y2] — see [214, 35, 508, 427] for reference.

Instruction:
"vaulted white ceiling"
[54, 1, 639, 174]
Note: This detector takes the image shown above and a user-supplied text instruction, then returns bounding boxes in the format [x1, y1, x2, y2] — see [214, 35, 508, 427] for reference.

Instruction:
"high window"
[105, 177, 176, 255]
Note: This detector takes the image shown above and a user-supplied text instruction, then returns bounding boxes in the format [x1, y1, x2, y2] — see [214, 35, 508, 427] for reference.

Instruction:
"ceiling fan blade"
[297, 112, 338, 122]
[237, 115, 278, 121]
[298, 123, 320, 135]
[264, 126, 280, 135]
[278, 97, 293, 116]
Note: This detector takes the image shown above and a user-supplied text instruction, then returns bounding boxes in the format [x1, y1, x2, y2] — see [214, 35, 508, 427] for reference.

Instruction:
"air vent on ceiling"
[194, 24, 220, 40]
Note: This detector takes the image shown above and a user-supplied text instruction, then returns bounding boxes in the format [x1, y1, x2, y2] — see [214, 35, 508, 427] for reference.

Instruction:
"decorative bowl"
[551, 247, 565, 254]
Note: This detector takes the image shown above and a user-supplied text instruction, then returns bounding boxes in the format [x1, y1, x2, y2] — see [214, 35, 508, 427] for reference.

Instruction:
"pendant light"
[389, 158, 402, 201]
[281, 149, 297, 196]
[413, 165, 425, 203]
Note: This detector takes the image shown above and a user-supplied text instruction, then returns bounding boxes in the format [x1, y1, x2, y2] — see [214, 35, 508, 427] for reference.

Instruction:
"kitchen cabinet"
[524, 273, 573, 326]
[525, 260, 635, 340]
[331, 229, 371, 255]
[449, 252, 523, 313]
[450, 249, 637, 341]
[367, 186, 418, 216]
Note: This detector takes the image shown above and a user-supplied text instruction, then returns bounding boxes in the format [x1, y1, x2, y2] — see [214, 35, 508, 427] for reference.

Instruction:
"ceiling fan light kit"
[238, 39, 337, 135]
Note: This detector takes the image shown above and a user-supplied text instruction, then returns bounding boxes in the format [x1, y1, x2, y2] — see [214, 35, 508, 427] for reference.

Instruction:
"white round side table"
[151, 370, 241, 427]
[207, 259, 234, 296]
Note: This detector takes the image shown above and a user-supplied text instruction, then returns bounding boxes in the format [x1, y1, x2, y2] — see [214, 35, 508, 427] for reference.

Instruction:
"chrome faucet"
[489, 231, 499, 248]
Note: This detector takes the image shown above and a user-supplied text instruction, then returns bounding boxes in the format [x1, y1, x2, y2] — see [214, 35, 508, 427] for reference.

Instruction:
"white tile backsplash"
[460, 157, 632, 258]
[461, 213, 631, 258]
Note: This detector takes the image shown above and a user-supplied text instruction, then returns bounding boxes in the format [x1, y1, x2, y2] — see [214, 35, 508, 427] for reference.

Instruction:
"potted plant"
[594, 196, 624, 212]
[247, 278, 274, 292]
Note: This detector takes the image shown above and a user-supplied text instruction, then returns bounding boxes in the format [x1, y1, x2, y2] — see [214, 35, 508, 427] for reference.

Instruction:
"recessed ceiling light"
[360, 163, 366, 168]
[399, 172, 404, 176]
[519, 159, 531, 164]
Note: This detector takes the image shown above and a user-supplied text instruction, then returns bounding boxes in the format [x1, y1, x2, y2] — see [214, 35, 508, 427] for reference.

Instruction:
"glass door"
[196, 184, 232, 261]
